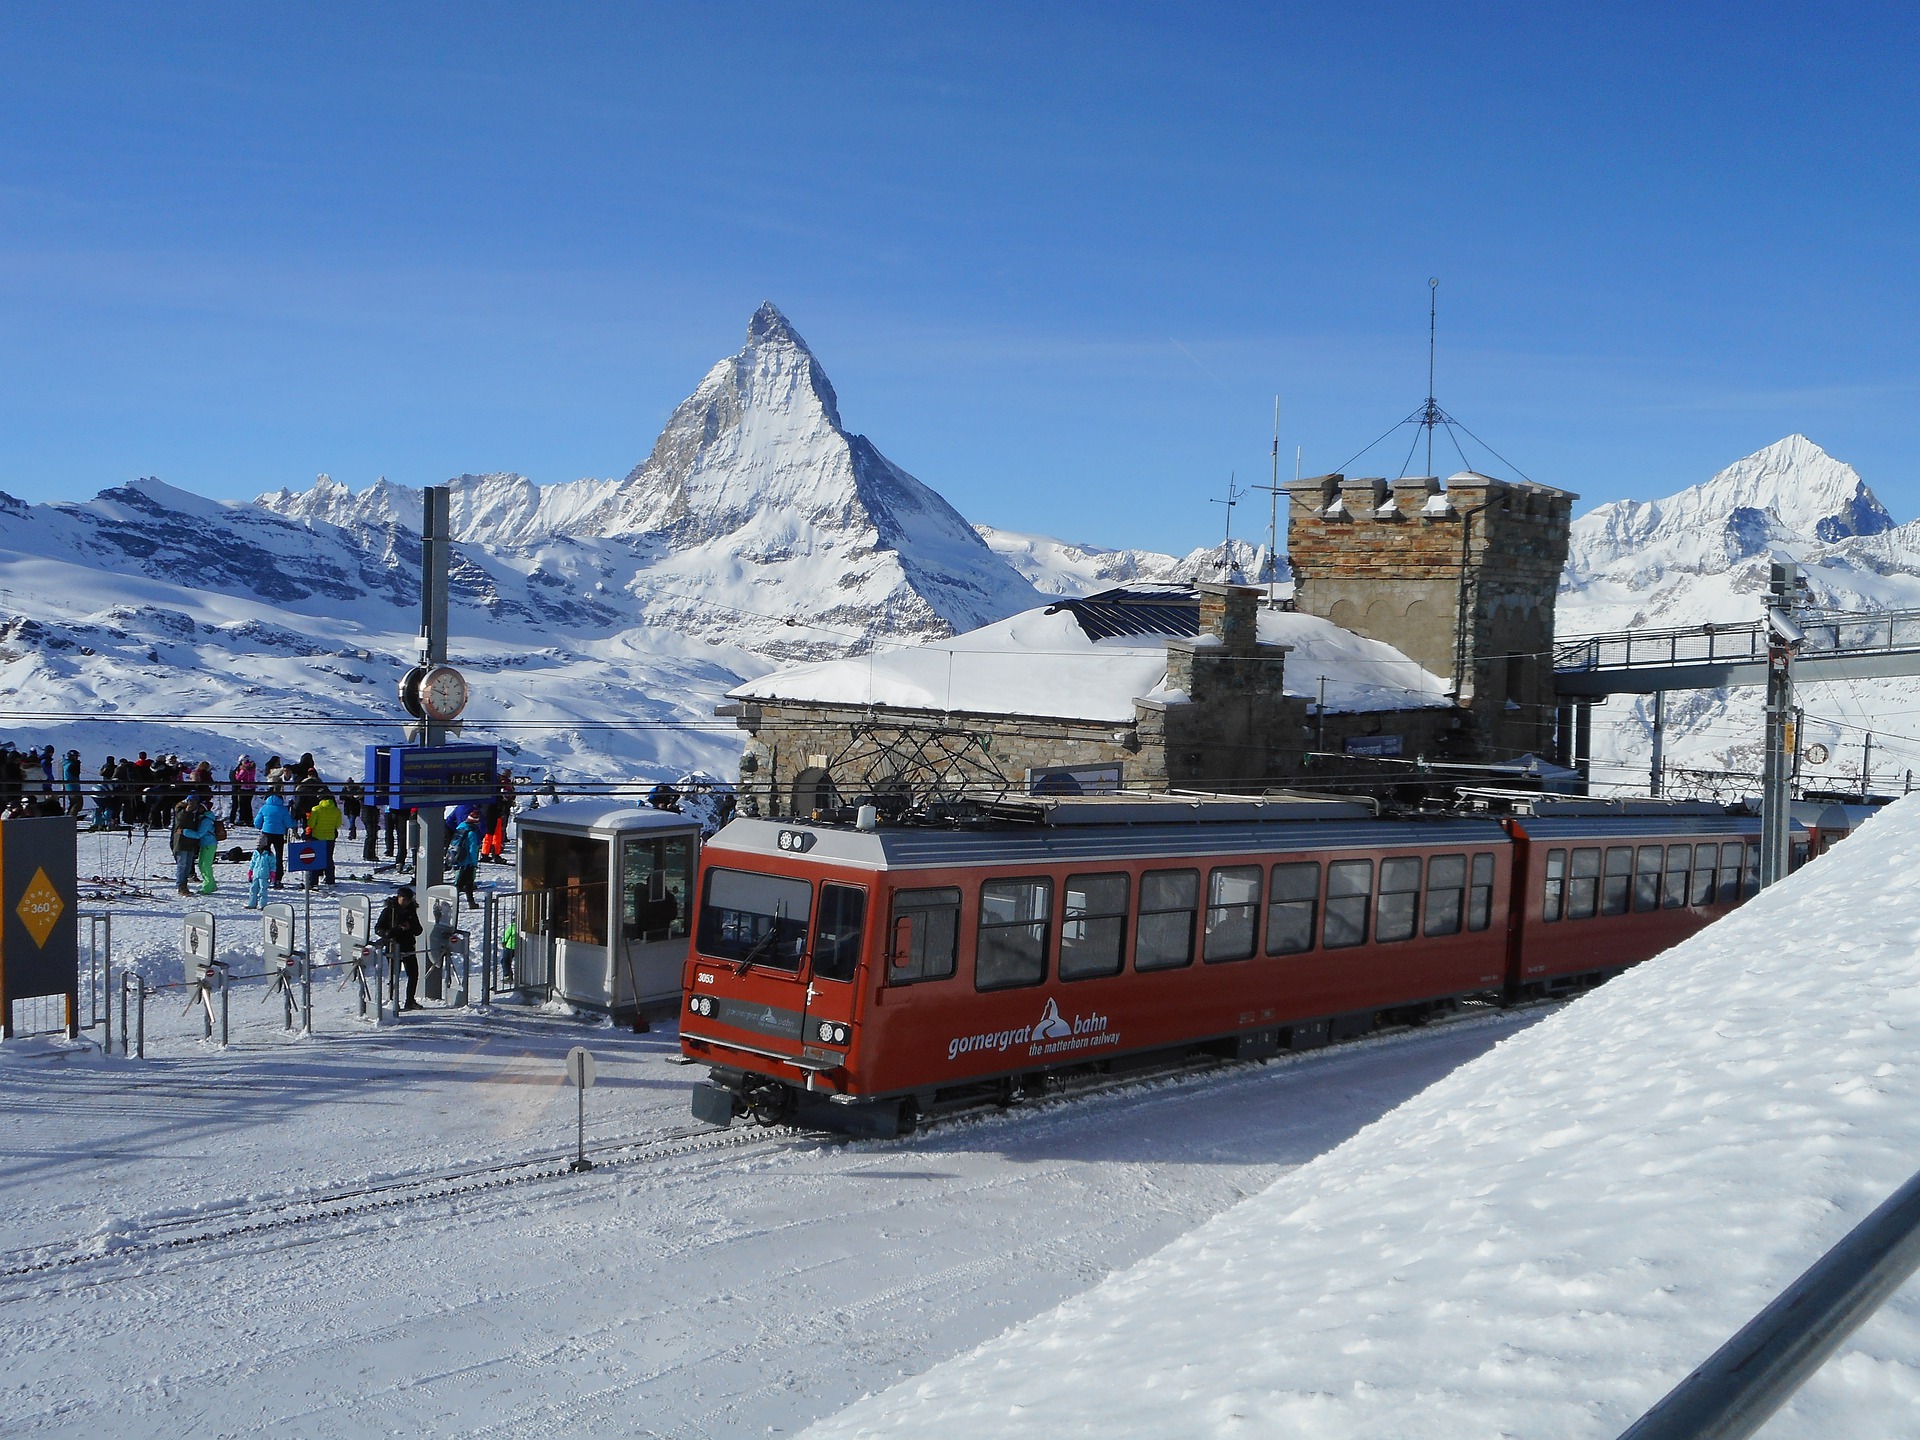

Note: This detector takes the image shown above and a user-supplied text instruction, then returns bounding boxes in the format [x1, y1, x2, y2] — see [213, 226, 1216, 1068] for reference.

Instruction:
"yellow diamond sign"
[16, 867, 64, 948]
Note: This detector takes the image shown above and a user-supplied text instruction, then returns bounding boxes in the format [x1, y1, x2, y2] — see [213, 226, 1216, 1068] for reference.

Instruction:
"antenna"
[1211, 472, 1244, 579]
[1257, 398, 1281, 604]
[1425, 276, 1438, 478]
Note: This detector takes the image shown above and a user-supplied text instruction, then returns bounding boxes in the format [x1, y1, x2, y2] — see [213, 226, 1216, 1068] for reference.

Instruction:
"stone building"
[721, 583, 1465, 817]
[1283, 470, 1575, 762]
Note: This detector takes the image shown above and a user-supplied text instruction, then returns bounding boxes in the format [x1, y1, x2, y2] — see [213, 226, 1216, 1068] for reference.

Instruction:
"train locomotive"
[679, 790, 1790, 1137]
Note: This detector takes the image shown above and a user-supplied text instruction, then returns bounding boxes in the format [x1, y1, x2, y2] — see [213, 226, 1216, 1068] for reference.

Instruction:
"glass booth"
[514, 801, 699, 1019]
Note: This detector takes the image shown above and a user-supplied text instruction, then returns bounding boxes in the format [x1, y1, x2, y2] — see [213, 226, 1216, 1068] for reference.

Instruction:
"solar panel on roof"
[1046, 587, 1201, 643]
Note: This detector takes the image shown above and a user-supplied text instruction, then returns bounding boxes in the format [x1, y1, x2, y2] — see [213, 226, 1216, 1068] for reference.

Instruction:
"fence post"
[117, 971, 127, 1057]
[136, 977, 145, 1059]
[303, 952, 313, 1035]
[481, 894, 494, 1008]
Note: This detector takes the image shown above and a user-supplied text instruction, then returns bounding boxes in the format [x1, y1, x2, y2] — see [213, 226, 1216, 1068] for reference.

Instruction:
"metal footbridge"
[1554, 606, 1920, 696]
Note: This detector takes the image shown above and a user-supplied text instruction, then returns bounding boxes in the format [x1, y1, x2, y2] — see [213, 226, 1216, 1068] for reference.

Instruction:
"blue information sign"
[366, 744, 500, 809]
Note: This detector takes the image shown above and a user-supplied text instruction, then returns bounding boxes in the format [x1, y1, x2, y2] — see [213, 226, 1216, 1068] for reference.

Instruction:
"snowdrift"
[809, 798, 1920, 1439]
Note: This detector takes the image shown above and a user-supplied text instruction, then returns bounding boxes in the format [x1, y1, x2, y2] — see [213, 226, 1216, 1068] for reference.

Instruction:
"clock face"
[421, 665, 469, 722]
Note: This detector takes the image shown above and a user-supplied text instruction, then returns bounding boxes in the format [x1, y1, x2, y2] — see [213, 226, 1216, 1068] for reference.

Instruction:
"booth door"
[618, 831, 695, 1009]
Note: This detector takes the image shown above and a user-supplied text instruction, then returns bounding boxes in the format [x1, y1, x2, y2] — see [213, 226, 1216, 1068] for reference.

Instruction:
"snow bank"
[809, 794, 1920, 1439]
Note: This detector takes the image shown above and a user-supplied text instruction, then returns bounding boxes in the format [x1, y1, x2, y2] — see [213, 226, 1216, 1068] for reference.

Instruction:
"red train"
[680, 792, 1784, 1136]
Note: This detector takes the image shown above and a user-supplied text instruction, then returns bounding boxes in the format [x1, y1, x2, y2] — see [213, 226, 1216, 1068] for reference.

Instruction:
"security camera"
[1766, 608, 1804, 647]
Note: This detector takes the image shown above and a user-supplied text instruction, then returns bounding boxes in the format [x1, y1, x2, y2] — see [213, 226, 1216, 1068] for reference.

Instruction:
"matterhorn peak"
[746, 300, 810, 352]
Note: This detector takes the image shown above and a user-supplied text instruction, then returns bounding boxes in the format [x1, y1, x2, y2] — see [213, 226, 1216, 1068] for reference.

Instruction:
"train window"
[1468, 852, 1496, 931]
[1541, 850, 1566, 923]
[1662, 845, 1691, 910]
[1324, 859, 1373, 949]
[1742, 842, 1761, 899]
[1633, 847, 1663, 913]
[1135, 869, 1199, 971]
[697, 869, 811, 971]
[1568, 847, 1601, 920]
[1266, 861, 1319, 955]
[975, 878, 1052, 991]
[1060, 873, 1129, 980]
[1376, 857, 1421, 943]
[1691, 848, 1717, 906]
[1717, 843, 1744, 905]
[1204, 866, 1263, 962]
[810, 884, 867, 983]
[888, 887, 960, 984]
[1425, 854, 1466, 934]
[1791, 837, 1810, 871]
[1601, 847, 1633, 916]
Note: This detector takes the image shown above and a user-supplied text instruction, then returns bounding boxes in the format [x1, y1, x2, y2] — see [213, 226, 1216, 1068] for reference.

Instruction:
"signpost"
[565, 1046, 597, 1172]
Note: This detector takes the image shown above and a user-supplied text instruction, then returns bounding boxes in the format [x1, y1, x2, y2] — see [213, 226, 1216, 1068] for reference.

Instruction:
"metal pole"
[136, 978, 145, 1059]
[303, 951, 312, 1035]
[220, 967, 230, 1047]
[1618, 1166, 1920, 1440]
[1649, 690, 1665, 798]
[1760, 562, 1799, 890]
[1862, 732, 1873, 802]
[419, 484, 450, 894]
[118, 971, 128, 1057]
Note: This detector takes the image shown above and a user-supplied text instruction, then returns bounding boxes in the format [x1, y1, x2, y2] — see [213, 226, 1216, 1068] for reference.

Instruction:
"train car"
[678, 792, 1781, 1137]
[1498, 797, 1766, 998]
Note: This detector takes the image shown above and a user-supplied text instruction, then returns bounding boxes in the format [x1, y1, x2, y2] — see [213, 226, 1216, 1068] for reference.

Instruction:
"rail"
[1558, 606, 1920, 677]
[1618, 1164, 1920, 1439]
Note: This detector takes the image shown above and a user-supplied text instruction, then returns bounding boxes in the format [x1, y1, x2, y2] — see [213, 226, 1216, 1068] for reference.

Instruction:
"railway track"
[1, 995, 1557, 1288]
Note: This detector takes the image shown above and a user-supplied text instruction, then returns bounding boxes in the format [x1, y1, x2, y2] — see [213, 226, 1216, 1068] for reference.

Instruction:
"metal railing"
[1559, 605, 1920, 676]
[1620, 1164, 1920, 1438]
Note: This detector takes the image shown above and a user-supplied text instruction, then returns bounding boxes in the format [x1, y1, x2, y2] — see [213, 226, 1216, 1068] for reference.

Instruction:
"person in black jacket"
[375, 885, 425, 1010]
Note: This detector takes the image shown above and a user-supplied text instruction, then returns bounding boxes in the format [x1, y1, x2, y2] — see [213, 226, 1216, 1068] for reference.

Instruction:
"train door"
[799, 882, 868, 1056]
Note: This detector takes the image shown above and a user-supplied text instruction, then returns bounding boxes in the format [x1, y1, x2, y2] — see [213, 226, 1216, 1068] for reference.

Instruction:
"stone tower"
[1283, 470, 1574, 762]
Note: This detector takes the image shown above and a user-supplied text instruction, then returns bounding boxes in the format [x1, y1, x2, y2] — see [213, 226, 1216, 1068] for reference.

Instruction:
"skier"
[255, 788, 293, 888]
[245, 839, 275, 909]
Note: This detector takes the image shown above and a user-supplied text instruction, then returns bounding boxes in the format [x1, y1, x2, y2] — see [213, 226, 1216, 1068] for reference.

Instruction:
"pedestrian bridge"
[1554, 606, 1920, 696]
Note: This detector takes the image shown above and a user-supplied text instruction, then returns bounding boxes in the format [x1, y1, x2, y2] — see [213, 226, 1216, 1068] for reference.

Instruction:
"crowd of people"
[0, 742, 518, 902]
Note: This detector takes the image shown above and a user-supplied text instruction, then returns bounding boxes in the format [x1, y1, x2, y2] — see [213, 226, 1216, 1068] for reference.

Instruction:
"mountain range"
[0, 303, 1913, 798]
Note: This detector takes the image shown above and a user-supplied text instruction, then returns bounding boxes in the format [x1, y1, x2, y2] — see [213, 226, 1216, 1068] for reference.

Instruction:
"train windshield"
[697, 868, 811, 971]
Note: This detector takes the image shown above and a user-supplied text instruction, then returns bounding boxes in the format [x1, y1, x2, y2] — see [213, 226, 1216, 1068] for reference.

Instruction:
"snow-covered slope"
[1559, 436, 1920, 795]
[809, 796, 1920, 1440]
[0, 305, 1046, 782]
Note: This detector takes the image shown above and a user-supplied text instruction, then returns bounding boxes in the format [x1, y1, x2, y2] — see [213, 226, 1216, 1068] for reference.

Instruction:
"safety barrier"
[1619, 1164, 1920, 1439]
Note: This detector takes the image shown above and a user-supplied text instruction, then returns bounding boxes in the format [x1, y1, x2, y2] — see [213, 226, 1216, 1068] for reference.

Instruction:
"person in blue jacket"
[255, 790, 293, 888]
[452, 813, 483, 907]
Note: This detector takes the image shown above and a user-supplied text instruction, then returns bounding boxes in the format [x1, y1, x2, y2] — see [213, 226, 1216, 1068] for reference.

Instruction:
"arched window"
[790, 767, 835, 817]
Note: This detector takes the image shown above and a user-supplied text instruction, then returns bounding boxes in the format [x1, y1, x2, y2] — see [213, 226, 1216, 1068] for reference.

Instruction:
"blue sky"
[2, 3, 1916, 552]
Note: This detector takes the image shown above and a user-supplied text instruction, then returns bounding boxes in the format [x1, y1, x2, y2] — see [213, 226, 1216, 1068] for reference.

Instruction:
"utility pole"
[1861, 732, 1873, 802]
[1649, 690, 1665, 797]
[418, 485, 451, 893]
[1759, 561, 1802, 889]
[1261, 398, 1281, 604]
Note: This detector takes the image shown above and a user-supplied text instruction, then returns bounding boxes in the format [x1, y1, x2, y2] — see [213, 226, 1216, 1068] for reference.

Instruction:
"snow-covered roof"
[514, 799, 700, 836]
[728, 597, 1452, 722]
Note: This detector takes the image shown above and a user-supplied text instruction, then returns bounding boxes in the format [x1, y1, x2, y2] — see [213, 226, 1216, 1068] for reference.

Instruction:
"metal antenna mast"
[1261, 398, 1281, 603]
[1211, 473, 1244, 579]
[1424, 276, 1439, 477]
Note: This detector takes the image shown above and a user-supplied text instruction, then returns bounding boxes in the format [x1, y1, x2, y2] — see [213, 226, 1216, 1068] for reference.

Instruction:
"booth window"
[521, 831, 609, 945]
[622, 834, 693, 942]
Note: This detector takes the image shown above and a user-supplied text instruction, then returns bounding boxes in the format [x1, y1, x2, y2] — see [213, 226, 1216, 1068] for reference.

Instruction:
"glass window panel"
[1568, 847, 1601, 920]
[1426, 853, 1466, 935]
[1742, 842, 1761, 899]
[697, 868, 811, 969]
[889, 887, 960, 983]
[1718, 842, 1744, 905]
[1324, 859, 1373, 949]
[811, 884, 867, 983]
[1135, 869, 1198, 971]
[1632, 846, 1663, 913]
[1266, 861, 1319, 956]
[1468, 852, 1495, 931]
[1376, 856, 1421, 944]
[1602, 847, 1633, 916]
[1204, 866, 1262, 962]
[975, 878, 1051, 990]
[1662, 845, 1691, 909]
[1541, 849, 1566, 923]
[1060, 872, 1128, 980]
[1690, 849, 1716, 906]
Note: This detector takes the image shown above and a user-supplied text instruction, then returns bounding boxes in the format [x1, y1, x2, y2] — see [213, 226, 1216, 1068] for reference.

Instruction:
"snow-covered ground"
[811, 798, 1920, 1439]
[0, 833, 1544, 1438]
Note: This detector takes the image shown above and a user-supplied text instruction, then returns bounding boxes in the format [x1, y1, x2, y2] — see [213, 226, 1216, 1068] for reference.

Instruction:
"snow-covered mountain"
[0, 305, 1044, 784]
[976, 527, 1285, 597]
[1559, 435, 1920, 797]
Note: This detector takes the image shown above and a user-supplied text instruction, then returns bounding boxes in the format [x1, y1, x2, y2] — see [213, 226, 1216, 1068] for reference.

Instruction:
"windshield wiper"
[733, 926, 781, 976]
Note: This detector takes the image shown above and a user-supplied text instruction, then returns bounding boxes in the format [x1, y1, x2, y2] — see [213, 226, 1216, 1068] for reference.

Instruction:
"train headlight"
[816, 1021, 850, 1046]
[689, 995, 714, 1018]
